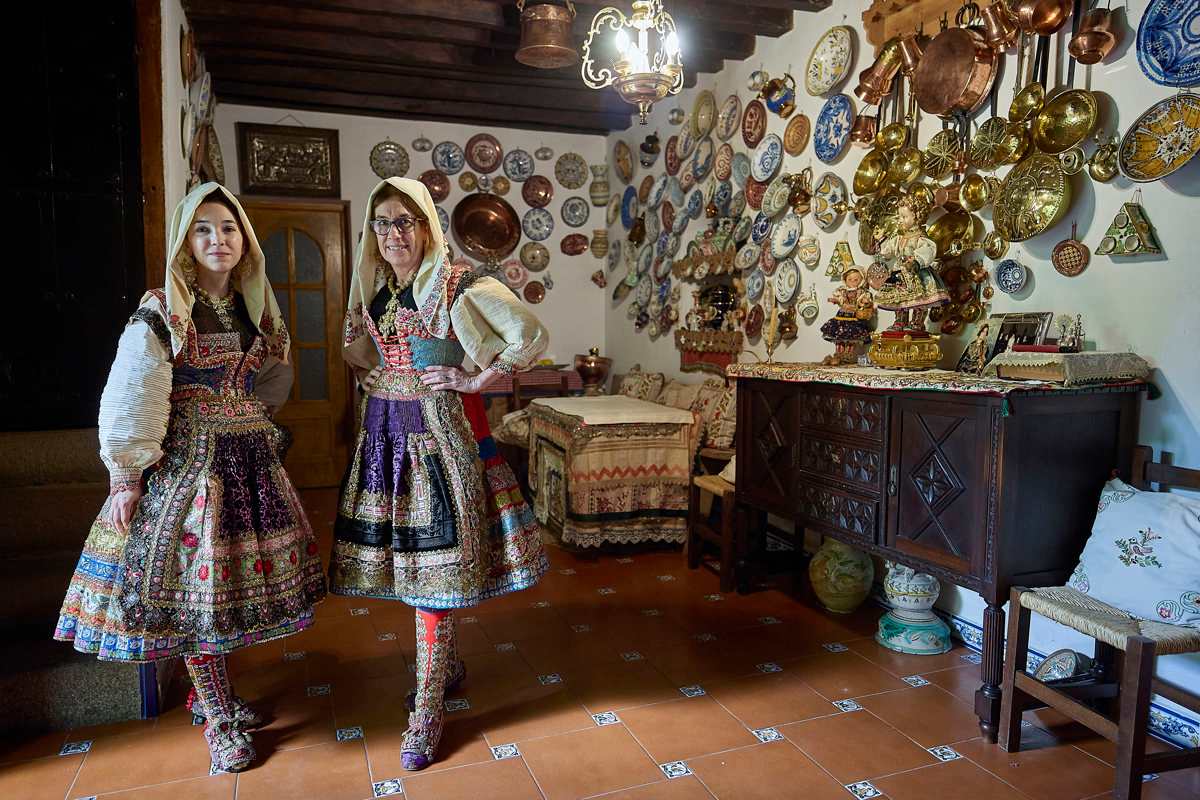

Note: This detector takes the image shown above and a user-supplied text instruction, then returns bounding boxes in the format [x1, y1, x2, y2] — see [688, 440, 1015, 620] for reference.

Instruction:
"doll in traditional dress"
[957, 322, 991, 375]
[821, 266, 875, 365]
[872, 194, 949, 332]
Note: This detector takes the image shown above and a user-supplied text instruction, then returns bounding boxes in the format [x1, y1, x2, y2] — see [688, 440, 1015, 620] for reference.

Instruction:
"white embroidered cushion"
[1067, 478, 1200, 627]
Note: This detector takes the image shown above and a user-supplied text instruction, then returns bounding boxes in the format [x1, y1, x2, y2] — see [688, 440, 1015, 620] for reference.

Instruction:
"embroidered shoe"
[400, 713, 443, 771]
[187, 688, 265, 729]
[204, 719, 256, 772]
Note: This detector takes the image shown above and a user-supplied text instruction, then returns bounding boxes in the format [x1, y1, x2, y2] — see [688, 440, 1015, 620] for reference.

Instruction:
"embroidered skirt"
[820, 314, 871, 343]
[329, 376, 547, 608]
[54, 397, 327, 662]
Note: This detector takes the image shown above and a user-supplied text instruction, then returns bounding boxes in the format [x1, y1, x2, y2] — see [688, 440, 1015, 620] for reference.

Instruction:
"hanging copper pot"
[913, 26, 998, 116]
[854, 37, 903, 106]
[515, 0, 579, 69]
[897, 32, 926, 76]
[849, 115, 879, 148]
[1011, 0, 1073, 36]
[1068, 5, 1117, 65]
[981, 0, 1020, 51]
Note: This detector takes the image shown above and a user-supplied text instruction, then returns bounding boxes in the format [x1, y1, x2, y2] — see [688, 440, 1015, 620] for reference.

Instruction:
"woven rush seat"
[1021, 586, 1200, 656]
[692, 473, 733, 497]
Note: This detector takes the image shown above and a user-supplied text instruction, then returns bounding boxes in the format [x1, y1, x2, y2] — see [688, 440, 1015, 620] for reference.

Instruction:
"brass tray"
[992, 153, 1071, 242]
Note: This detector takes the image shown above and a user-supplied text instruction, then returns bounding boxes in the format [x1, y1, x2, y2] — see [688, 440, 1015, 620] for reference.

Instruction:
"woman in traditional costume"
[331, 177, 549, 771]
[54, 183, 327, 772]
[872, 194, 949, 332]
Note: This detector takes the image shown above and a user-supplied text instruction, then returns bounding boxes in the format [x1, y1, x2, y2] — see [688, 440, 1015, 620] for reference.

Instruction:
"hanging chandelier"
[580, 1, 684, 124]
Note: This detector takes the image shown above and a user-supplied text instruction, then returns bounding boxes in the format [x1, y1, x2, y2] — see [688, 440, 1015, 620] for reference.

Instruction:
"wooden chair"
[512, 372, 569, 411]
[687, 472, 741, 592]
[998, 445, 1200, 800]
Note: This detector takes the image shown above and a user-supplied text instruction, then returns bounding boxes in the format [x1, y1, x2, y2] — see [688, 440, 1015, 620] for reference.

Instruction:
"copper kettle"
[1011, 0, 1073, 36]
[981, 0, 1020, 51]
[854, 37, 903, 106]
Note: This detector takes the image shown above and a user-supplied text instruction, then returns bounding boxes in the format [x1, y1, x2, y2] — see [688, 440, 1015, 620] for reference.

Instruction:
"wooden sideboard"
[732, 372, 1142, 741]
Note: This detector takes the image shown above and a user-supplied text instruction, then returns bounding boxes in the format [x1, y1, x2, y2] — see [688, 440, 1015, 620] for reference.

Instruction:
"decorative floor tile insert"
[59, 741, 92, 756]
[621, 651, 645, 662]
[822, 642, 849, 653]
[572, 624, 592, 633]
[444, 699, 471, 712]
[752, 727, 785, 743]
[845, 780, 883, 798]
[372, 778, 404, 797]
[538, 673, 563, 685]
[592, 711, 621, 726]
[759, 616, 782, 625]
[559, 568, 577, 575]
[495, 642, 517, 652]
[307, 684, 332, 697]
[693, 633, 718, 642]
[960, 652, 983, 664]
[377, 632, 397, 641]
[927, 745, 961, 762]
[657, 575, 676, 582]
[617, 557, 634, 564]
[459, 616, 478, 623]
[531, 600, 552, 608]
[1143, 773, 1160, 782]
[491, 743, 521, 760]
[598, 587, 617, 595]
[350, 608, 370, 616]
[833, 699, 863, 712]
[757, 662, 783, 673]
[336, 726, 364, 742]
[679, 685, 706, 697]
[75, 796, 98, 800]
[641, 609, 663, 616]
[703, 594, 724, 602]
[902, 675, 930, 687]
[283, 650, 307, 662]
[659, 760, 693, 779]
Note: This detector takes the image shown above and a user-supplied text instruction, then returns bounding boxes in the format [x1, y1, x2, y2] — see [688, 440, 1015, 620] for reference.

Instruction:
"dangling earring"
[180, 252, 198, 287]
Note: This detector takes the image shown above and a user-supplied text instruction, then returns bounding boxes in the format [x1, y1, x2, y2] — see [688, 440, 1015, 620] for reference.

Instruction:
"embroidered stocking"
[184, 654, 255, 772]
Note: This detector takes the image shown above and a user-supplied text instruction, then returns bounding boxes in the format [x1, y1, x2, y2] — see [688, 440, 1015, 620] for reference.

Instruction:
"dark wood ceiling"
[185, 0, 832, 134]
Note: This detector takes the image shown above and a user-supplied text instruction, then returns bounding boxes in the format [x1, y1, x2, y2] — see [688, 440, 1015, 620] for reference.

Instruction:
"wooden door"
[242, 199, 351, 488]
[885, 395, 992, 576]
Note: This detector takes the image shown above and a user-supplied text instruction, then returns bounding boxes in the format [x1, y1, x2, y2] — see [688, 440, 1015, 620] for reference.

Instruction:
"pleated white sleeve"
[449, 276, 550, 374]
[254, 355, 294, 415]
[97, 318, 173, 492]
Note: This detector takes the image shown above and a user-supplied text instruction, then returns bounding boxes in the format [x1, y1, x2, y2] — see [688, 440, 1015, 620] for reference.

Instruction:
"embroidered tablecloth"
[526, 397, 698, 548]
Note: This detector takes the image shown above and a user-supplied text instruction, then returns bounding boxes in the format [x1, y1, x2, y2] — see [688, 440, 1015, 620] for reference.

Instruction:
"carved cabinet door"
[885, 396, 993, 576]
[736, 379, 800, 516]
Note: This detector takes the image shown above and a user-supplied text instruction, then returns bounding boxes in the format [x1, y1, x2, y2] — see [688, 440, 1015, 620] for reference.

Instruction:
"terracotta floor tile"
[559, 659, 682, 712]
[71, 724, 214, 796]
[401, 755, 543, 800]
[784, 651, 909, 701]
[64, 716, 157, 742]
[593, 776, 716, 799]
[858, 685, 983, 748]
[643, 639, 762, 686]
[475, 683, 596, 744]
[477, 605, 572, 643]
[1085, 771, 1200, 800]
[364, 714, 495, 778]
[925, 664, 981, 707]
[0, 731, 67, 765]
[781, 708, 937, 783]
[873, 758, 1033, 800]
[847, 638, 972, 677]
[521, 723, 664, 800]
[0, 754, 83, 800]
[955, 736, 1115, 800]
[704, 672, 834, 729]
[97, 773, 237, 799]
[688, 740, 848, 800]
[620, 696, 757, 763]
[252, 691, 338, 751]
[225, 639, 285, 674]
[236, 740, 372, 800]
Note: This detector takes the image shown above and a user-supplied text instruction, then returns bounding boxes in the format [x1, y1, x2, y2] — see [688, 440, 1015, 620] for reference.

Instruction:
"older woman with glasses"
[330, 177, 549, 771]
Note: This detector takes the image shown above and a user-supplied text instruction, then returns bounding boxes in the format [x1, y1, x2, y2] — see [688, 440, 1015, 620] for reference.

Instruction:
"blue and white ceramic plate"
[637, 243, 654, 276]
[692, 137, 715, 182]
[648, 173, 670, 210]
[666, 176, 685, 209]
[770, 212, 802, 258]
[736, 242, 761, 272]
[1137, 0, 1200, 87]
[751, 210, 772, 244]
[729, 189, 747, 219]
[733, 214, 753, 243]
[731, 152, 752, 188]
[813, 94, 856, 164]
[676, 121, 697, 161]
[607, 239, 622, 271]
[762, 175, 792, 218]
[686, 188, 705, 219]
[713, 181, 733, 215]
[656, 274, 673, 302]
[502, 149, 534, 182]
[746, 268, 765, 303]
[432, 141, 465, 174]
[561, 196, 590, 228]
[672, 206, 690, 234]
[621, 185, 640, 230]
[665, 232, 681, 258]
[522, 207, 554, 241]
[436, 206, 449, 234]
[644, 209, 660, 243]
[751, 133, 784, 182]
[655, 230, 671, 259]
[995, 259, 1027, 294]
[775, 258, 800, 304]
[635, 273, 653, 307]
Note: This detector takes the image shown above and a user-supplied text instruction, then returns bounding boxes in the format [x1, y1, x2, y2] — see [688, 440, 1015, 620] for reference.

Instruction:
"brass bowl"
[923, 129, 963, 180]
[960, 173, 991, 211]
[886, 146, 923, 186]
[1031, 89, 1098, 154]
[927, 209, 973, 257]
[1009, 82, 1045, 123]
[876, 121, 910, 151]
[853, 148, 890, 195]
[983, 230, 1009, 260]
[970, 117, 1009, 170]
[993, 152, 1072, 242]
[998, 123, 1031, 164]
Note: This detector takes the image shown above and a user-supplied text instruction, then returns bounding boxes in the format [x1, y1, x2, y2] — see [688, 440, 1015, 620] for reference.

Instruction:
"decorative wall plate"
[412, 135, 433, 152]
[693, 90, 717, 138]
[716, 94, 742, 141]
[561, 233, 589, 255]
[534, 146, 554, 161]
[522, 241, 551, 271]
[502, 148, 535, 182]
[1137, 0, 1200, 87]
[606, 239, 622, 271]
[805, 26, 854, 96]
[465, 133, 503, 173]
[179, 26, 195, 88]
[811, 172, 847, 230]
[736, 242, 761, 271]
[458, 172, 478, 192]
[731, 152, 752, 188]
[645, 174, 667, 210]
[783, 114, 812, 156]
[503, 260, 529, 289]
[522, 207, 555, 241]
[729, 189, 747, 219]
[759, 245, 777, 275]
[751, 211, 772, 244]
[193, 71, 213, 124]
[672, 205, 690, 233]
[668, 107, 686, 125]
[923, 130, 963, 180]
[665, 135, 681, 176]
[1119, 93, 1200, 182]
[522, 174, 554, 208]
[667, 176, 685, 208]
[418, 169, 450, 203]
[742, 99, 767, 148]
[714, 143, 734, 182]
[607, 193, 621, 225]
[477, 174, 494, 193]
[814, 94, 856, 163]
[733, 214, 753, 243]
[432, 141, 465, 174]
[561, 196, 590, 227]
[643, 208, 660, 242]
[713, 181, 733, 215]
[523, 280, 546, 304]
[612, 141, 634, 184]
[993, 153, 1070, 242]
[637, 243, 654, 276]
[676, 121, 698, 161]
[771, 212, 802, 258]
[744, 176, 767, 210]
[661, 201, 675, 232]
[653, 248, 674, 282]
[775, 258, 800, 304]
[204, 125, 226, 184]
[679, 164, 696, 193]
[746, 269, 765, 303]
[995, 259, 1027, 294]
[556, 152, 588, 188]
[638, 174, 654, 204]
[692, 137, 715, 182]
[751, 133, 784, 182]
[686, 188, 705, 219]
[621, 185, 640, 229]
[492, 176, 511, 196]
[436, 206, 449, 234]
[746, 303, 765, 339]
[762, 175, 791, 218]
[795, 235, 821, 267]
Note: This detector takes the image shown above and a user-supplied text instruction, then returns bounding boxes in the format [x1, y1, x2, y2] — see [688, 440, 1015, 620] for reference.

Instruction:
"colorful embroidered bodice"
[366, 286, 465, 377]
[171, 333, 266, 403]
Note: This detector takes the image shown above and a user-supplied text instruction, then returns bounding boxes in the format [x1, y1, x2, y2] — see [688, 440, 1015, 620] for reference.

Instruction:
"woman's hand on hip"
[360, 366, 383, 392]
[421, 365, 480, 393]
[109, 487, 144, 535]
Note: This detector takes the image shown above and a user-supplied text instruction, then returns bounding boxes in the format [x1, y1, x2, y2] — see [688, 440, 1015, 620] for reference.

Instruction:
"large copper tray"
[452, 194, 521, 263]
[913, 27, 997, 116]
[992, 153, 1071, 242]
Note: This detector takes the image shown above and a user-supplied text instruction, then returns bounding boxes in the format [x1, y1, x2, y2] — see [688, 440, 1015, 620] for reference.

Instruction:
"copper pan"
[1011, 0, 1073, 36]
[1068, 7, 1117, 65]
[981, 1, 1020, 51]
[913, 26, 998, 116]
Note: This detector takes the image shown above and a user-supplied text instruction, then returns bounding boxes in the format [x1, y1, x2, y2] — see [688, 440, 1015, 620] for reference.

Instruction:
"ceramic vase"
[875, 561, 952, 655]
[808, 539, 874, 614]
[590, 229, 609, 258]
[589, 164, 610, 207]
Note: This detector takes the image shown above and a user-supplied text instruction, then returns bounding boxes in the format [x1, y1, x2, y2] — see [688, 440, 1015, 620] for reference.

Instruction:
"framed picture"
[981, 311, 1055, 363]
[236, 123, 340, 197]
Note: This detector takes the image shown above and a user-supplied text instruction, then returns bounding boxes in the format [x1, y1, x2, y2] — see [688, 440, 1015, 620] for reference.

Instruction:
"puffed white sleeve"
[449, 276, 550, 374]
[254, 355, 294, 415]
[97, 317, 173, 493]
[912, 235, 938, 267]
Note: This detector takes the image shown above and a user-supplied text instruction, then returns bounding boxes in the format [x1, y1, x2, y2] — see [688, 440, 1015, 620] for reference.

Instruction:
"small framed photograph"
[236, 122, 341, 197]
[981, 312, 1054, 362]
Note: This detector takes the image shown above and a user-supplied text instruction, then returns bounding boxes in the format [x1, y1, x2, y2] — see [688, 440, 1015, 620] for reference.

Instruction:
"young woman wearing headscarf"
[54, 182, 327, 772]
[331, 177, 549, 770]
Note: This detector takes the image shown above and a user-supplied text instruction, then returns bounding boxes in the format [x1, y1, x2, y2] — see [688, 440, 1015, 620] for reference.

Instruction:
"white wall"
[603, 1, 1199, 742]
[212, 105, 608, 367]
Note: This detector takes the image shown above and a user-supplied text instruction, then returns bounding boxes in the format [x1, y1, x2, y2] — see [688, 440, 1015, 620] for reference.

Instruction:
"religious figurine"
[957, 322, 991, 376]
[1058, 313, 1084, 352]
[867, 193, 949, 370]
[821, 265, 875, 365]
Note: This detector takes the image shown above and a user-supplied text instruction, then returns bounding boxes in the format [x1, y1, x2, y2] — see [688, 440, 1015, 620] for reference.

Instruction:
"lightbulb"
[664, 31, 680, 59]
[615, 29, 630, 57]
